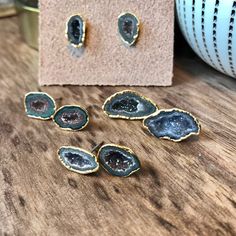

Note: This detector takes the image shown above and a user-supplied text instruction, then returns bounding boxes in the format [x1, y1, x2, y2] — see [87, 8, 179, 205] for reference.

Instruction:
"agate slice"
[103, 90, 158, 120]
[143, 109, 201, 142]
[24, 92, 56, 120]
[53, 105, 89, 131]
[58, 146, 99, 174]
[118, 12, 139, 46]
[98, 144, 141, 177]
[66, 14, 86, 48]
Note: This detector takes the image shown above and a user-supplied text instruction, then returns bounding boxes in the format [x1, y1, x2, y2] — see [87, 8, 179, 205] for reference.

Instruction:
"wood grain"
[0, 17, 236, 236]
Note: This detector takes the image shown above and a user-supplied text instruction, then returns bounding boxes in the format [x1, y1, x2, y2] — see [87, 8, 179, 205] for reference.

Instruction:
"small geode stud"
[143, 108, 201, 142]
[66, 14, 86, 48]
[98, 144, 141, 177]
[58, 146, 99, 174]
[53, 105, 89, 131]
[118, 12, 140, 46]
[24, 92, 56, 120]
[103, 90, 158, 120]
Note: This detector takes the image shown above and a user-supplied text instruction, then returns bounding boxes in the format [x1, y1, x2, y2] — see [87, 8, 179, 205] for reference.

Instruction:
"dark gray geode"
[66, 14, 85, 48]
[58, 146, 99, 174]
[24, 92, 56, 120]
[103, 90, 158, 120]
[53, 105, 89, 131]
[143, 109, 201, 142]
[98, 144, 141, 177]
[118, 12, 139, 46]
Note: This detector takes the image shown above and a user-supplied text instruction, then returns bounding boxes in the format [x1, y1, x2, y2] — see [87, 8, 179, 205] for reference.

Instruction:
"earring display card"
[39, 0, 174, 86]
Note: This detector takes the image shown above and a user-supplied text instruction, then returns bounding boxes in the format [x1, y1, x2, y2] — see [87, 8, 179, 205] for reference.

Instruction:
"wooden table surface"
[0, 17, 236, 236]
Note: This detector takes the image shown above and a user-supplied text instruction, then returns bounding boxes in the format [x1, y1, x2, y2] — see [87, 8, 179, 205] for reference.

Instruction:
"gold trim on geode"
[58, 146, 99, 174]
[24, 92, 56, 120]
[65, 14, 86, 48]
[143, 108, 201, 142]
[118, 12, 140, 46]
[102, 90, 158, 120]
[53, 105, 89, 131]
[97, 143, 141, 177]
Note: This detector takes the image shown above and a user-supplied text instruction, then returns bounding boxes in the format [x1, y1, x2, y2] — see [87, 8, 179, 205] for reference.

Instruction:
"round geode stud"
[24, 92, 56, 120]
[58, 146, 99, 174]
[53, 105, 89, 131]
[98, 144, 141, 177]
[118, 12, 140, 46]
[143, 109, 201, 142]
[66, 14, 86, 48]
[103, 90, 158, 120]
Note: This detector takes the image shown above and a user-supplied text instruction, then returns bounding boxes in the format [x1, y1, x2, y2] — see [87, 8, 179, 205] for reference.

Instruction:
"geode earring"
[24, 92, 56, 120]
[66, 14, 86, 48]
[53, 105, 89, 131]
[58, 146, 99, 175]
[118, 12, 140, 46]
[98, 144, 141, 177]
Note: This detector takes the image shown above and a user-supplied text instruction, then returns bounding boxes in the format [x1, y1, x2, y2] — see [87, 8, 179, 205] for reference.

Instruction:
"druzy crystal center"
[154, 114, 195, 136]
[104, 151, 132, 171]
[61, 112, 82, 124]
[31, 100, 47, 112]
[111, 99, 138, 113]
[71, 20, 81, 40]
[122, 20, 133, 36]
[65, 152, 90, 167]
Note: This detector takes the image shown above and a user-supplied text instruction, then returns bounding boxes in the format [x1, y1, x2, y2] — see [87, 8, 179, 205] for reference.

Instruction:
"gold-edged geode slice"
[24, 92, 56, 120]
[143, 108, 201, 142]
[53, 105, 89, 131]
[103, 90, 158, 120]
[58, 146, 99, 174]
[118, 12, 140, 46]
[98, 144, 141, 177]
[66, 14, 86, 48]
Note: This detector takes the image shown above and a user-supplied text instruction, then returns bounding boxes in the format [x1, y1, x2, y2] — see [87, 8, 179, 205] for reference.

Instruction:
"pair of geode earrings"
[58, 144, 141, 177]
[24, 92, 89, 131]
[66, 12, 140, 48]
[102, 90, 201, 142]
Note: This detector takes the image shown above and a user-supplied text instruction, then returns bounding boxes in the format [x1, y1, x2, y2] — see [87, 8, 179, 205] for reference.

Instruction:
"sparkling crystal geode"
[118, 12, 139, 46]
[24, 92, 56, 120]
[58, 146, 99, 174]
[143, 109, 201, 142]
[53, 105, 89, 131]
[98, 144, 141, 177]
[103, 90, 158, 120]
[66, 14, 86, 48]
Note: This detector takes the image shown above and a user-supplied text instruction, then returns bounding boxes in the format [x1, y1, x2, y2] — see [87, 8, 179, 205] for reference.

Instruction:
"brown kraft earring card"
[39, 0, 174, 86]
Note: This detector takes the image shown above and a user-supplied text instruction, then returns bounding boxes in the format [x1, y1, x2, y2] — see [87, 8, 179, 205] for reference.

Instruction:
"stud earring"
[24, 92, 56, 120]
[58, 146, 99, 175]
[66, 14, 86, 48]
[118, 12, 140, 46]
[53, 105, 89, 131]
[97, 144, 141, 177]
